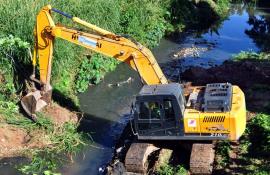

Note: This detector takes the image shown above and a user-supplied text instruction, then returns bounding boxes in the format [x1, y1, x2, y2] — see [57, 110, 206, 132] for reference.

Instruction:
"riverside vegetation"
[0, 0, 236, 174]
[213, 52, 270, 175]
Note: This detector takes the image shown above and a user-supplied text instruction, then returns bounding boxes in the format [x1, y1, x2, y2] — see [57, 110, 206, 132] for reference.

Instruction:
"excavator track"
[125, 143, 160, 174]
[190, 143, 215, 175]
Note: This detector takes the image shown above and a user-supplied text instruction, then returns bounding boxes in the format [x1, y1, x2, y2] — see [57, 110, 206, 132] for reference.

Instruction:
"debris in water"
[108, 77, 133, 87]
[99, 166, 105, 173]
[173, 44, 209, 58]
[116, 146, 123, 154]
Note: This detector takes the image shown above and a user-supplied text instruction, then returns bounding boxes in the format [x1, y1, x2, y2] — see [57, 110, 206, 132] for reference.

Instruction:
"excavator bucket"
[21, 90, 48, 118]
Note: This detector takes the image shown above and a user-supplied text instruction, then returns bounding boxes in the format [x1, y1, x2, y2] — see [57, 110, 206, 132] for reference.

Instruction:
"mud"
[42, 103, 78, 126]
[181, 60, 270, 88]
[0, 103, 78, 158]
[181, 60, 270, 113]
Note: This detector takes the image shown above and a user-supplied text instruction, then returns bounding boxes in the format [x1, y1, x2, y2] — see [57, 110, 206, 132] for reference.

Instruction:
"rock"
[107, 161, 126, 175]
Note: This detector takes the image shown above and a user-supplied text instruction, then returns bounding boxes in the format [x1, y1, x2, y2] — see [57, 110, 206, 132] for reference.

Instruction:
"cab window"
[138, 101, 161, 120]
[164, 100, 174, 120]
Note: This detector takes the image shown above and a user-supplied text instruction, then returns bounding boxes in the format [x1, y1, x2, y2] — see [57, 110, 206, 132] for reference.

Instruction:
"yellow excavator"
[21, 5, 246, 174]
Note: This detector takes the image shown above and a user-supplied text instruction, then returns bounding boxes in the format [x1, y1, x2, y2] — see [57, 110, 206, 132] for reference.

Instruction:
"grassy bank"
[213, 50, 270, 174]
[215, 113, 270, 175]
[0, 0, 231, 174]
[233, 51, 270, 61]
[0, 0, 231, 103]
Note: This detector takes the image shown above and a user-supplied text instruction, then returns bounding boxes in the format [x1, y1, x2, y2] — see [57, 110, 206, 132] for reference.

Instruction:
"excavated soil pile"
[0, 104, 78, 158]
[181, 60, 270, 113]
[181, 60, 270, 88]
[43, 103, 78, 126]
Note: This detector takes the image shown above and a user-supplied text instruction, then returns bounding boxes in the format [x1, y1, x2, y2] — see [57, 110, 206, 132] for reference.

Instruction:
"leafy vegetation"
[75, 53, 119, 92]
[237, 113, 270, 174]
[0, 0, 231, 99]
[0, 35, 30, 101]
[157, 164, 187, 175]
[0, 0, 232, 174]
[18, 120, 89, 175]
[168, 0, 230, 31]
[247, 114, 270, 156]
[215, 113, 270, 174]
[215, 141, 232, 167]
[233, 51, 270, 61]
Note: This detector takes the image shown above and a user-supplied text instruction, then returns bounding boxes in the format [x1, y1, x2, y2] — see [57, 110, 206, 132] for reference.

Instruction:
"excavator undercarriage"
[125, 143, 160, 174]
[112, 141, 215, 175]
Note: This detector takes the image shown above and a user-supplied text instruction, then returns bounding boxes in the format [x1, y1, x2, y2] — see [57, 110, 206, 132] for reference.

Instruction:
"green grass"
[18, 120, 89, 175]
[232, 51, 270, 61]
[157, 164, 187, 175]
[0, 0, 231, 100]
[0, 1, 232, 174]
[215, 140, 232, 168]
[215, 113, 270, 174]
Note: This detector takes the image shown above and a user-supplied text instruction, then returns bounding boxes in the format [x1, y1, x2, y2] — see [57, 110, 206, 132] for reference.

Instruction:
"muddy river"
[1, 3, 268, 175]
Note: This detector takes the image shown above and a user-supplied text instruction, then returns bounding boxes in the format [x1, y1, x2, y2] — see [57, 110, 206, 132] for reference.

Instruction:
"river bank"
[182, 55, 270, 175]
[105, 2, 270, 174]
[0, 0, 232, 174]
[105, 53, 270, 175]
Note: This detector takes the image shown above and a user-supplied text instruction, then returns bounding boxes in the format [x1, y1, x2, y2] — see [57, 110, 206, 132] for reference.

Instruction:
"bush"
[0, 0, 230, 100]
[157, 164, 187, 175]
[233, 51, 270, 61]
[248, 113, 270, 156]
[18, 115, 89, 174]
[0, 35, 30, 102]
[215, 140, 232, 167]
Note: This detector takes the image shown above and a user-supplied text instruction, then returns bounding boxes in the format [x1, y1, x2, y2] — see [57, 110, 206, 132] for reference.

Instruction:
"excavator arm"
[21, 5, 168, 118]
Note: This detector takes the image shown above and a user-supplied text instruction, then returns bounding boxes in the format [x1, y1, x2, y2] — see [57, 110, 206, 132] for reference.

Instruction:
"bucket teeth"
[21, 90, 48, 118]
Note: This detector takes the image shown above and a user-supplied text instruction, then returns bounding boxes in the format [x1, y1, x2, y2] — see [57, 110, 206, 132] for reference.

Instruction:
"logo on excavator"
[188, 119, 197, 127]
[78, 36, 97, 48]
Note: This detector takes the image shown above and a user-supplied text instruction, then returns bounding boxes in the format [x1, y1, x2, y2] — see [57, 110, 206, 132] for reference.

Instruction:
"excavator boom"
[21, 5, 167, 118]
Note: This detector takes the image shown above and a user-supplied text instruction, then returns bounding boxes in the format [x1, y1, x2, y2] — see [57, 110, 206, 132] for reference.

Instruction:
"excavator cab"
[132, 83, 246, 141]
[133, 83, 186, 139]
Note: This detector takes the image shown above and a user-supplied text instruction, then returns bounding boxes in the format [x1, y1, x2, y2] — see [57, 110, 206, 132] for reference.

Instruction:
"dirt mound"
[181, 60, 270, 113]
[0, 125, 29, 157]
[181, 60, 270, 88]
[0, 125, 49, 158]
[42, 103, 78, 126]
[0, 103, 78, 158]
